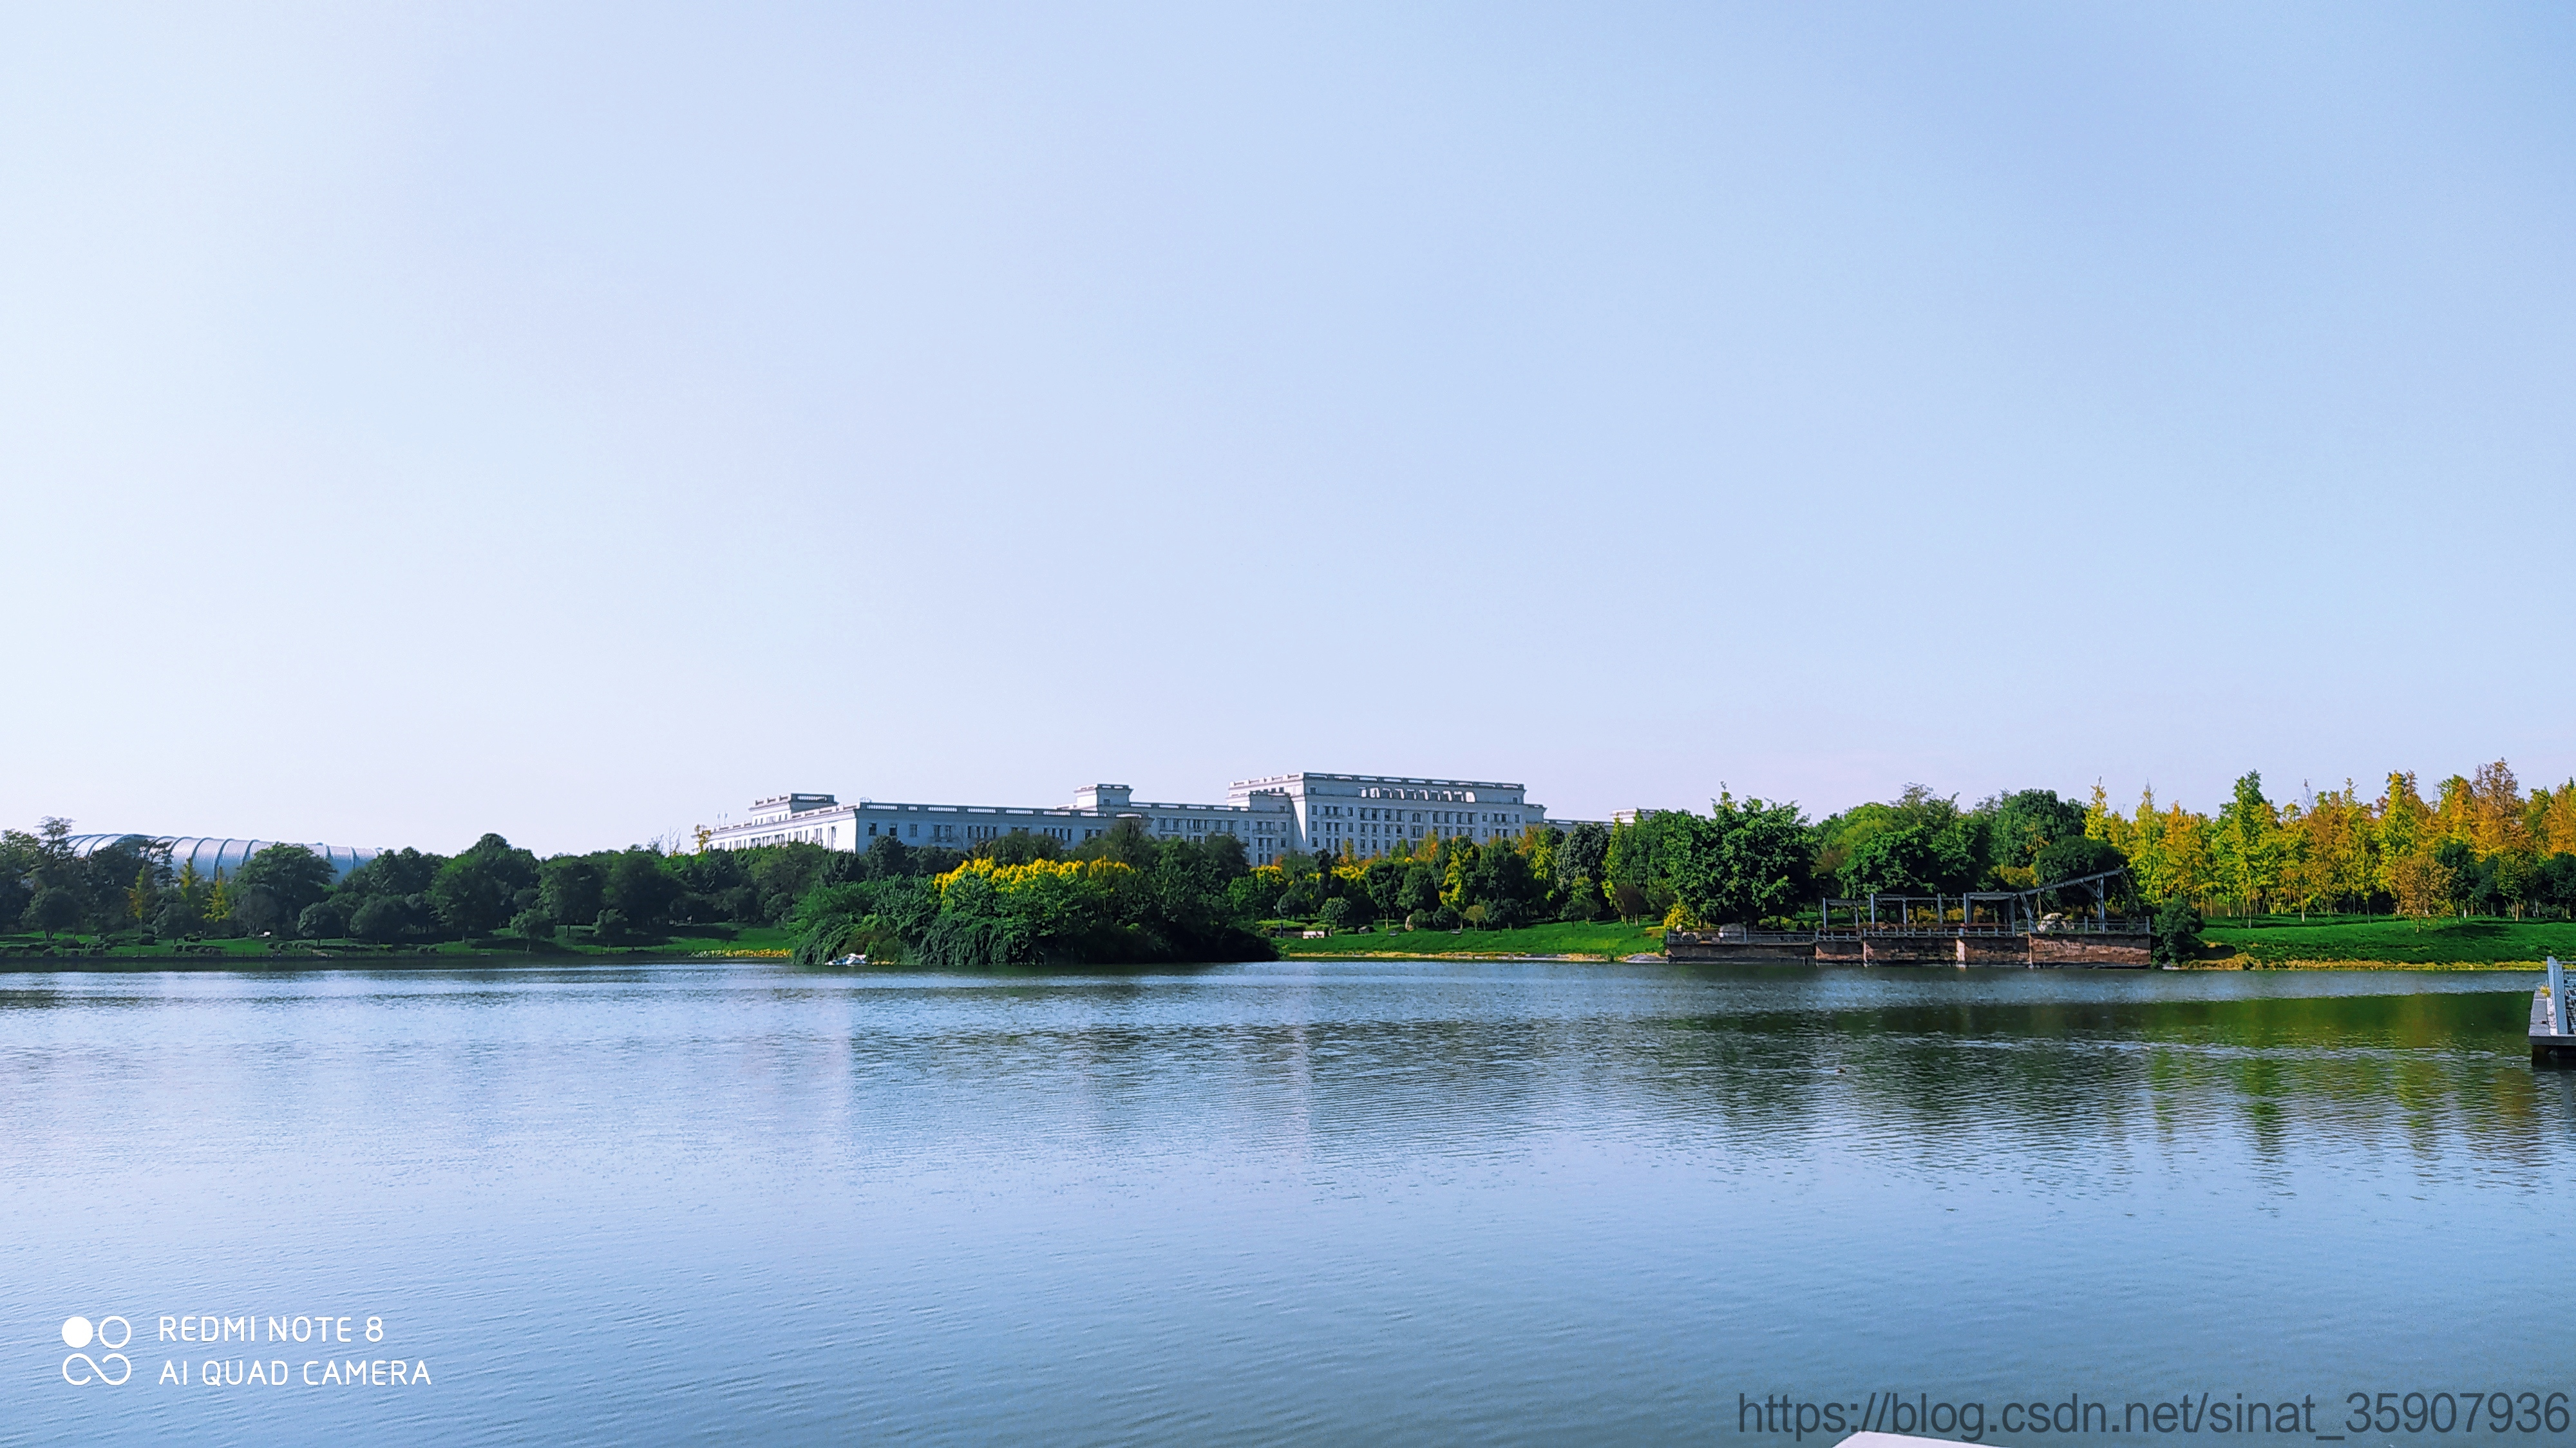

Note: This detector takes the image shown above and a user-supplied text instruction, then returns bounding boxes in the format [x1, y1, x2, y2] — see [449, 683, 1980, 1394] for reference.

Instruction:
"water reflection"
[1, 962, 2566, 1448]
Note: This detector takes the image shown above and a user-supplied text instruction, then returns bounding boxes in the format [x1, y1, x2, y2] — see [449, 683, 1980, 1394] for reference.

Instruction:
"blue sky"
[5, 3, 2571, 853]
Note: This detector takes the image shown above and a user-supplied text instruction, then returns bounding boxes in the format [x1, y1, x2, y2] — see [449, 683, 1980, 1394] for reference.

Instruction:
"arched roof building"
[64, 835, 381, 882]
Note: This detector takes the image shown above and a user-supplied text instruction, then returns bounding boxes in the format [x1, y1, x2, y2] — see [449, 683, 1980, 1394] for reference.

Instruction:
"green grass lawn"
[0, 925, 798, 964]
[1273, 920, 1670, 960]
[2199, 914, 2576, 967]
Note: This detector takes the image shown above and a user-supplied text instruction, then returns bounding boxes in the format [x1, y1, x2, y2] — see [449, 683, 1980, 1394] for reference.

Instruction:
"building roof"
[64, 835, 381, 881]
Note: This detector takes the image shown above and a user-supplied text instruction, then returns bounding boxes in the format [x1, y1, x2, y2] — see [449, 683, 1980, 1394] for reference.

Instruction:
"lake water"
[5, 960, 2569, 1447]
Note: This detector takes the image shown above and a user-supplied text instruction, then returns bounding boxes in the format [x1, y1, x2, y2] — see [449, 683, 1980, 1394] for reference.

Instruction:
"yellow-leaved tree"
[2283, 783, 2372, 918]
[2152, 797, 2212, 910]
[2389, 851, 2454, 918]
[2107, 786, 2166, 897]
[2540, 780, 2576, 857]
[2469, 760, 2530, 858]
[2432, 774, 2478, 848]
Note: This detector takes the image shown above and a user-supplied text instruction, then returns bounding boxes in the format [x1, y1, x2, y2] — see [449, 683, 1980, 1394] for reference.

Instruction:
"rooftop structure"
[63, 834, 382, 881]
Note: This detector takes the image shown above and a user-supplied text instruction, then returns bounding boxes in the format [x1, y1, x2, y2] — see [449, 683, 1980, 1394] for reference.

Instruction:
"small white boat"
[829, 953, 869, 968]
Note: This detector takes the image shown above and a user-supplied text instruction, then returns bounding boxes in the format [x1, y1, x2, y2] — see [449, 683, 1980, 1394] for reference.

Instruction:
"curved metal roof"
[62, 835, 382, 882]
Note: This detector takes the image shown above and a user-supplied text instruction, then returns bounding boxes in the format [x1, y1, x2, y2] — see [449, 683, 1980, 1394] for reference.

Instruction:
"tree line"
[789, 822, 1269, 967]
[2084, 761, 2576, 921]
[1269, 761, 2576, 931]
[0, 817, 924, 947]
[8, 757, 2568, 960]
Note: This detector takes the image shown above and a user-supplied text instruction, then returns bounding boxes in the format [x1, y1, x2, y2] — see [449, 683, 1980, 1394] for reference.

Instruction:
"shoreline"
[0, 951, 2543, 973]
[0, 947, 794, 969]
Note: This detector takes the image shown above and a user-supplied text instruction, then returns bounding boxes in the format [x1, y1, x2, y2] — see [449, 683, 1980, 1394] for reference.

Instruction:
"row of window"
[1356, 786, 1506, 804]
[1314, 805, 1526, 827]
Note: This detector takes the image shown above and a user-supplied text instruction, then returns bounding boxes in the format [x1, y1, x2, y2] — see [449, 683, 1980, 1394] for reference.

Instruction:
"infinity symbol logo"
[61, 1316, 132, 1386]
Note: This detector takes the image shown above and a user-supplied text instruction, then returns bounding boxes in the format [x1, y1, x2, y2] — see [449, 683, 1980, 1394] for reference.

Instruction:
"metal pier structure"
[2536, 957, 2575, 1064]
[1669, 868, 2154, 968]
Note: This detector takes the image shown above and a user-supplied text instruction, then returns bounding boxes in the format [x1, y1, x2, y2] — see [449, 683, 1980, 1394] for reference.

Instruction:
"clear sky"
[5, 3, 2571, 854]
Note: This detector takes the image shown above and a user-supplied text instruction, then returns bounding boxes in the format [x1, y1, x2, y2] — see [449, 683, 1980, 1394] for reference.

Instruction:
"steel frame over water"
[1817, 866, 2145, 938]
[1673, 868, 2155, 967]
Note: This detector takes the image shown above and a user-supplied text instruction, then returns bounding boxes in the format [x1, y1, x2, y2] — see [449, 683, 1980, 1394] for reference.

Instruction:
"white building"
[706, 771, 1587, 866]
[1225, 772, 1554, 857]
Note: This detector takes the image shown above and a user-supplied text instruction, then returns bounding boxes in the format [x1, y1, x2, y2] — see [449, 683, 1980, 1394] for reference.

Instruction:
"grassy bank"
[2197, 915, 2574, 968]
[0, 926, 797, 965]
[1278, 913, 2576, 969]
[1273, 920, 1669, 961]
[16, 914, 2562, 971]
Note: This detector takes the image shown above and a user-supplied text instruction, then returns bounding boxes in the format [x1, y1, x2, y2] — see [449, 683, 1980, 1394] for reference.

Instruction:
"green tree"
[1454, 842, 1542, 929]
[32, 817, 75, 890]
[1603, 814, 1685, 920]
[1982, 788, 2088, 877]
[1818, 786, 1987, 897]
[70, 835, 159, 935]
[603, 849, 677, 926]
[235, 844, 337, 919]
[1666, 794, 1814, 926]
[2150, 896, 2202, 966]
[430, 850, 518, 935]
[790, 876, 939, 965]
[0, 828, 36, 928]
[860, 834, 914, 879]
[2432, 839, 2477, 916]
[229, 886, 288, 937]
[158, 897, 205, 937]
[2210, 771, 2285, 922]
[1555, 821, 1610, 919]
[971, 830, 1063, 866]
[28, 886, 80, 938]
[538, 857, 606, 925]
[1074, 817, 1160, 868]
[2031, 837, 2129, 913]
[127, 862, 168, 933]
[1396, 864, 1439, 917]
[1275, 877, 1319, 918]
[348, 895, 420, 943]
[746, 843, 835, 923]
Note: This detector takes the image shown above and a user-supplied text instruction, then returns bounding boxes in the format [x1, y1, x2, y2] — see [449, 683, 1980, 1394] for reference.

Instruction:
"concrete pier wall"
[1668, 934, 1819, 964]
[2028, 933, 2151, 967]
[1860, 938, 1958, 965]
[1956, 936, 2029, 966]
[1667, 930, 2155, 967]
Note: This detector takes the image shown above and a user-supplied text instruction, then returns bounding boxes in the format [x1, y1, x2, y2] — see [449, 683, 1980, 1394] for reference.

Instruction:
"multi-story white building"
[705, 772, 1587, 866]
[1225, 772, 1551, 857]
